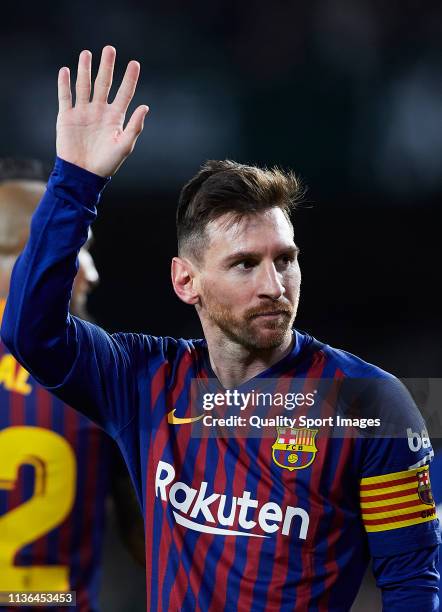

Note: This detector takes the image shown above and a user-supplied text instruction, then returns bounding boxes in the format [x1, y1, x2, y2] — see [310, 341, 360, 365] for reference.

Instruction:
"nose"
[257, 261, 285, 301]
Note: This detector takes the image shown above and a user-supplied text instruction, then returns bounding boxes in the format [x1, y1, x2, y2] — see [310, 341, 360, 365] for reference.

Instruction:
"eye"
[235, 259, 256, 270]
[277, 254, 294, 267]
[275, 251, 299, 272]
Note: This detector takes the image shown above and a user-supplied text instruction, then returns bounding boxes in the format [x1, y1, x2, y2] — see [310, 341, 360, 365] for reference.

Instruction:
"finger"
[92, 45, 116, 103]
[121, 105, 149, 152]
[58, 67, 72, 112]
[112, 60, 141, 115]
[75, 49, 92, 105]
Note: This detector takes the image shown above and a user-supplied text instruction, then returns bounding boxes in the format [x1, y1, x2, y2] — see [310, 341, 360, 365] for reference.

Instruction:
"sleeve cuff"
[47, 157, 111, 211]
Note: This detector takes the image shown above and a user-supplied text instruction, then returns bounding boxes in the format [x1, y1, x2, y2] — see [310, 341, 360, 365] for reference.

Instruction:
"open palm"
[56, 46, 149, 177]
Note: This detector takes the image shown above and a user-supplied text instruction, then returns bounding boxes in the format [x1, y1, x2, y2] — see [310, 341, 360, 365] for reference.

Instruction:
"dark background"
[1, 2, 441, 609]
[2, 1, 441, 378]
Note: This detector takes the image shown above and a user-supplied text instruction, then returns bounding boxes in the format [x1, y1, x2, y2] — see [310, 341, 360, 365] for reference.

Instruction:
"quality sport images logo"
[155, 460, 310, 540]
[166, 380, 320, 431]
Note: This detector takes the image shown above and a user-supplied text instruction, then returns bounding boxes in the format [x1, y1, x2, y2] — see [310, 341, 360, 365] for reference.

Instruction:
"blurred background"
[1, 1, 442, 610]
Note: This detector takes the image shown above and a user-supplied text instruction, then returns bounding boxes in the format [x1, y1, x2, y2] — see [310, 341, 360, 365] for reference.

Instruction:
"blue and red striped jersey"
[47, 328, 439, 611]
[1, 158, 440, 610]
[0, 306, 110, 611]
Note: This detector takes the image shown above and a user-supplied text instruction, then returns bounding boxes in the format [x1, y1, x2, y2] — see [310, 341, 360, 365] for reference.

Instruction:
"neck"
[202, 324, 294, 388]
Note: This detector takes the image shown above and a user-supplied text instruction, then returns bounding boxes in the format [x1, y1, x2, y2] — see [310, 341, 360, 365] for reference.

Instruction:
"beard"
[201, 285, 298, 351]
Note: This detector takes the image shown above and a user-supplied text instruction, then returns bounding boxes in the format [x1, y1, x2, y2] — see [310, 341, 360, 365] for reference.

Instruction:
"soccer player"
[2, 46, 440, 611]
[0, 159, 141, 611]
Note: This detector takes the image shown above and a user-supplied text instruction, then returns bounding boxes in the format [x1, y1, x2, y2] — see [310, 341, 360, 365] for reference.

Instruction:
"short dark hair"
[176, 159, 304, 260]
[0, 158, 49, 184]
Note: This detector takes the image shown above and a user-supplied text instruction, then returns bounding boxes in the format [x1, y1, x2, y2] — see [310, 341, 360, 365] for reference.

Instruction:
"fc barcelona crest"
[272, 427, 318, 471]
[416, 466, 434, 505]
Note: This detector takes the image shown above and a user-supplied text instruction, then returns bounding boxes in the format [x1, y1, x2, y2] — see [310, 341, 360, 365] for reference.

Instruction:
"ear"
[171, 256, 200, 305]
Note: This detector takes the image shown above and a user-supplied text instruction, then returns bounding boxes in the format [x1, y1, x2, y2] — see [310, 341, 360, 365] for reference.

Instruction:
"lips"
[250, 310, 290, 318]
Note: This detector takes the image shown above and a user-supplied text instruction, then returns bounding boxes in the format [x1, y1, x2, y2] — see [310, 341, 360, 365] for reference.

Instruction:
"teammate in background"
[1, 47, 440, 611]
[0, 158, 143, 611]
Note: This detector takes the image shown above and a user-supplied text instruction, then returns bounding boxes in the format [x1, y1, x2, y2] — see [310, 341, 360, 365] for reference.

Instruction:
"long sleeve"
[1, 157, 109, 386]
[0, 158, 150, 437]
[373, 545, 439, 611]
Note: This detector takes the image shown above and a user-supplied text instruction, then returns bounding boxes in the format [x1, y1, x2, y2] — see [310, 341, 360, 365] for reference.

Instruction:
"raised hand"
[56, 46, 149, 177]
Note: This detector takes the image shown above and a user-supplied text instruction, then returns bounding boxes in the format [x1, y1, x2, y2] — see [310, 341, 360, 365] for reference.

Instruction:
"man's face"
[195, 207, 301, 350]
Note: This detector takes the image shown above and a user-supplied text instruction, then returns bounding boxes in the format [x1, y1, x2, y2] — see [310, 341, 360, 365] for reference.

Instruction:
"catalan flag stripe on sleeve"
[360, 466, 436, 532]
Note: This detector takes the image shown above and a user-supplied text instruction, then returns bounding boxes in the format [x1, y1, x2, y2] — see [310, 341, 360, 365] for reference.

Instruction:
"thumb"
[121, 105, 149, 152]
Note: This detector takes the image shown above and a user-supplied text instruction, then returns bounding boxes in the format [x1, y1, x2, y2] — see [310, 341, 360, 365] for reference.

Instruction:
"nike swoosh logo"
[167, 409, 205, 425]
